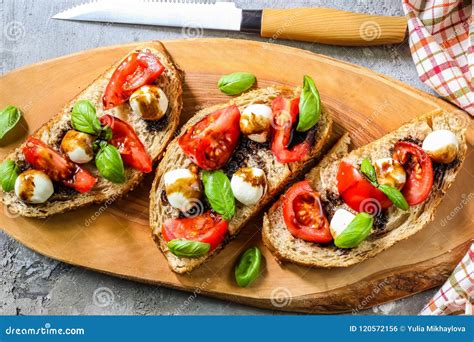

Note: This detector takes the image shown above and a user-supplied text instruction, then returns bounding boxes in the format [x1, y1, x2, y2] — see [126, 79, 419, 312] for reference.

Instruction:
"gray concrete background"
[0, 0, 439, 315]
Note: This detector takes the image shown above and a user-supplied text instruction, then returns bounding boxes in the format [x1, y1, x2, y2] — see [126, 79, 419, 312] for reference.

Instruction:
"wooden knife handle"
[261, 8, 407, 46]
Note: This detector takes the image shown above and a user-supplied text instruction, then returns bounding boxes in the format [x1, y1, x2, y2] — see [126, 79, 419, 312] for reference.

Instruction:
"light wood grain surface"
[261, 8, 406, 45]
[0, 0, 459, 315]
[1, 38, 472, 314]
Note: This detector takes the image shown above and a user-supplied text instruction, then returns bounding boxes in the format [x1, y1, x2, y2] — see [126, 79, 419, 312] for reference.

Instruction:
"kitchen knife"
[52, 0, 407, 46]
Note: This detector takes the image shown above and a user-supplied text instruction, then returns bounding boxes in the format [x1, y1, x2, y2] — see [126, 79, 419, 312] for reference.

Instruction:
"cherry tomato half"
[100, 115, 152, 173]
[103, 50, 165, 109]
[23, 137, 97, 193]
[336, 160, 391, 213]
[282, 180, 332, 243]
[178, 105, 241, 170]
[161, 211, 228, 251]
[393, 141, 433, 205]
[271, 96, 311, 163]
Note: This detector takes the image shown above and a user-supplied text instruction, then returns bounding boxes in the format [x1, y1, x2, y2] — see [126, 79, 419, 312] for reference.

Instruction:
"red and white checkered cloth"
[401, 0, 473, 316]
[402, 0, 473, 116]
[420, 243, 474, 315]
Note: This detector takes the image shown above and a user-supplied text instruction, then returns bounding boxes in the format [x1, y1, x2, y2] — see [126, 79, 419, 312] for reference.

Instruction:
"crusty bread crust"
[150, 86, 334, 273]
[263, 109, 468, 268]
[1, 42, 183, 217]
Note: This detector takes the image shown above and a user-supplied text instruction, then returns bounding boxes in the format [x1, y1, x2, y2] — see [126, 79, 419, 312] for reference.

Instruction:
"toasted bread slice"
[150, 86, 334, 273]
[263, 109, 468, 267]
[1, 42, 183, 217]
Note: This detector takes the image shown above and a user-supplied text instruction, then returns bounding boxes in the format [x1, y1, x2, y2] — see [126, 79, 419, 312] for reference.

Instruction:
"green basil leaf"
[218, 72, 256, 95]
[334, 212, 373, 249]
[361, 157, 377, 184]
[98, 126, 113, 141]
[95, 144, 126, 183]
[202, 170, 235, 221]
[71, 100, 102, 135]
[296, 75, 321, 132]
[235, 246, 262, 287]
[0, 160, 20, 192]
[378, 184, 409, 211]
[0, 106, 21, 140]
[167, 239, 210, 258]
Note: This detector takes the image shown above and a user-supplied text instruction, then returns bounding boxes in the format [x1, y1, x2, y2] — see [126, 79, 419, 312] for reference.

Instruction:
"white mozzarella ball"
[164, 168, 202, 212]
[239, 104, 273, 143]
[231, 167, 266, 206]
[15, 170, 54, 204]
[329, 208, 356, 240]
[60, 130, 94, 164]
[422, 129, 459, 164]
[373, 157, 407, 190]
[130, 85, 168, 121]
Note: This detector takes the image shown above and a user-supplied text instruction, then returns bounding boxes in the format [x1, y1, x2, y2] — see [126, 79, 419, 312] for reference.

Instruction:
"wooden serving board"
[0, 39, 472, 313]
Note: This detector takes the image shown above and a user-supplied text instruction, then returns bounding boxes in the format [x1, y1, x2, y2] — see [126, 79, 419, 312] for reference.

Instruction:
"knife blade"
[53, 0, 244, 31]
[52, 0, 407, 46]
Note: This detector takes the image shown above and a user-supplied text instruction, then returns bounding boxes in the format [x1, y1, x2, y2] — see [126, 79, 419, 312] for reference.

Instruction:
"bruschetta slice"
[150, 84, 334, 273]
[263, 109, 467, 267]
[1, 42, 183, 217]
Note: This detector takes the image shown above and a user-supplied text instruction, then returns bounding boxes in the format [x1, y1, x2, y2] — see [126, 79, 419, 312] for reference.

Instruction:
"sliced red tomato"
[161, 211, 228, 251]
[100, 115, 152, 173]
[336, 160, 392, 213]
[393, 141, 433, 205]
[178, 105, 241, 170]
[63, 168, 98, 194]
[103, 50, 165, 109]
[23, 137, 97, 193]
[271, 96, 310, 163]
[282, 180, 332, 243]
